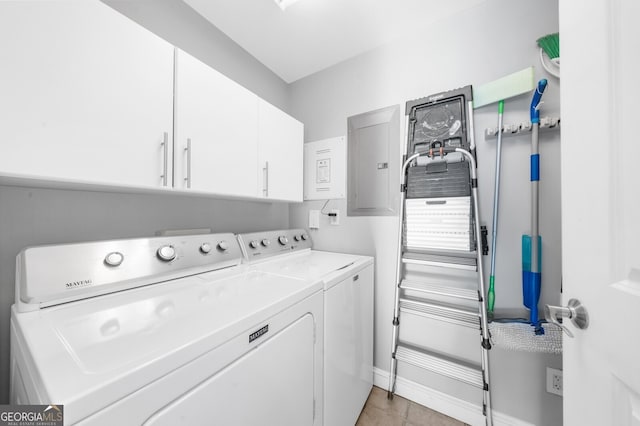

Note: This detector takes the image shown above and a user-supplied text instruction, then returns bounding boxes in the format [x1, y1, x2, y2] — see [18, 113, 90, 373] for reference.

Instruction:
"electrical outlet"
[329, 209, 339, 225]
[546, 367, 563, 396]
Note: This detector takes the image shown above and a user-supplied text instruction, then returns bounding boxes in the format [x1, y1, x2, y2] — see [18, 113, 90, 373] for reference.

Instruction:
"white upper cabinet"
[174, 50, 259, 198]
[0, 1, 175, 188]
[258, 100, 304, 202]
[0, 1, 303, 201]
[175, 49, 303, 202]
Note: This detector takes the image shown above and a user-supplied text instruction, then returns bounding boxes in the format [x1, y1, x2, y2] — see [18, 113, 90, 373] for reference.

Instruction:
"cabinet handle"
[263, 161, 269, 197]
[160, 132, 169, 187]
[185, 138, 192, 189]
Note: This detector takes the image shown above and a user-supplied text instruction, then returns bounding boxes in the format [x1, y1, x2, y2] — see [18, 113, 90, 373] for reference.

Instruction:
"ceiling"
[184, 0, 486, 83]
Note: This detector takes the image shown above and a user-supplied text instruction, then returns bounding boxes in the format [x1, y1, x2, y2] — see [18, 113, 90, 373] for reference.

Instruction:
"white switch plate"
[309, 210, 320, 229]
[330, 209, 339, 225]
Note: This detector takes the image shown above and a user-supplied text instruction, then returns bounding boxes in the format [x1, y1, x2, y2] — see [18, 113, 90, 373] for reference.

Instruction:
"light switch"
[309, 210, 320, 229]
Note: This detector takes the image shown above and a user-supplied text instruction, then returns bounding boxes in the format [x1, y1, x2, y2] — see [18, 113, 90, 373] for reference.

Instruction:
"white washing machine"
[10, 233, 323, 425]
[237, 229, 374, 426]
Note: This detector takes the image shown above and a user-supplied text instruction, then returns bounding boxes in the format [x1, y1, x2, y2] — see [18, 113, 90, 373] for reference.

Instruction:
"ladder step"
[400, 279, 479, 301]
[403, 247, 477, 259]
[395, 344, 484, 389]
[402, 253, 477, 271]
[399, 297, 479, 328]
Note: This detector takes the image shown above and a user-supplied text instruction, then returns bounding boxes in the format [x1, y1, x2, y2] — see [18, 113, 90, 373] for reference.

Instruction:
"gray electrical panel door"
[347, 105, 400, 216]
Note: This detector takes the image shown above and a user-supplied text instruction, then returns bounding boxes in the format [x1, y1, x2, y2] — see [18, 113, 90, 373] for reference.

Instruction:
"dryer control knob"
[157, 245, 176, 262]
[261, 239, 270, 247]
[293, 235, 301, 242]
[249, 240, 259, 249]
[200, 243, 212, 254]
[278, 236, 288, 245]
[301, 233, 308, 241]
[217, 241, 229, 252]
[104, 251, 124, 267]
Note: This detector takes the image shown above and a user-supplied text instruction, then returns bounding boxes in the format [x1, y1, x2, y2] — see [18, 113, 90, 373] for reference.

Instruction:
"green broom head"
[537, 32, 560, 60]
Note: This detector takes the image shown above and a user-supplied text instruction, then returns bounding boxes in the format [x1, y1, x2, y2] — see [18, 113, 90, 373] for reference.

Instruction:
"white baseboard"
[373, 367, 535, 426]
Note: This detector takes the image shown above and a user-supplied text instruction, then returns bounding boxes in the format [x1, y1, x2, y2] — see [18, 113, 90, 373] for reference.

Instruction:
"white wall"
[289, 0, 562, 424]
[102, 0, 290, 112]
[0, 0, 290, 404]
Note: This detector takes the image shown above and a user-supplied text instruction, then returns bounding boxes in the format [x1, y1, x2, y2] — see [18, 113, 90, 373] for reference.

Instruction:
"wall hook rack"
[484, 116, 560, 141]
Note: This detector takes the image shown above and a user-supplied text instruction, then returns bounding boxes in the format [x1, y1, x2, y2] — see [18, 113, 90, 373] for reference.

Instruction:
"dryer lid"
[246, 250, 373, 290]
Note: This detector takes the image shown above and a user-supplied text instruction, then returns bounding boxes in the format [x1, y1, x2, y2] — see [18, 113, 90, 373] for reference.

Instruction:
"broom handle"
[488, 100, 504, 313]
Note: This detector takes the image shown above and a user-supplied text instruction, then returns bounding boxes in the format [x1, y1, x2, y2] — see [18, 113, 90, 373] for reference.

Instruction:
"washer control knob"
[301, 233, 308, 241]
[200, 243, 212, 254]
[217, 241, 229, 252]
[278, 236, 288, 245]
[249, 240, 259, 249]
[157, 245, 176, 262]
[261, 239, 270, 247]
[293, 235, 301, 242]
[104, 251, 124, 267]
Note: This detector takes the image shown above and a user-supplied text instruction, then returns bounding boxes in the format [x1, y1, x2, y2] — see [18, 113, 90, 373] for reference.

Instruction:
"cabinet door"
[258, 100, 304, 202]
[174, 49, 259, 197]
[0, 1, 174, 188]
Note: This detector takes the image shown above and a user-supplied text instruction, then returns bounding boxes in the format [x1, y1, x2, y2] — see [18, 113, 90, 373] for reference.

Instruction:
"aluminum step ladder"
[388, 90, 492, 426]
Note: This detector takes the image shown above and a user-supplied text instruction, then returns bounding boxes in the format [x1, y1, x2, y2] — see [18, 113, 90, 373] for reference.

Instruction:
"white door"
[0, 1, 174, 188]
[560, 0, 640, 424]
[258, 99, 304, 202]
[174, 49, 259, 197]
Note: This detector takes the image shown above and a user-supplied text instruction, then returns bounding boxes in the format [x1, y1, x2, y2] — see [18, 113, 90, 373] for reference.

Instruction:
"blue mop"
[523, 79, 547, 334]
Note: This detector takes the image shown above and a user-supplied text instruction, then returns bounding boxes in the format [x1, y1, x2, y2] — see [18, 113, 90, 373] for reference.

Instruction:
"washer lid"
[12, 268, 322, 422]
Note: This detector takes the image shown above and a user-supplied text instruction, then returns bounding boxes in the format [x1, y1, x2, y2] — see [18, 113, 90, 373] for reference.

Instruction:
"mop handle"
[530, 79, 548, 123]
[530, 80, 547, 274]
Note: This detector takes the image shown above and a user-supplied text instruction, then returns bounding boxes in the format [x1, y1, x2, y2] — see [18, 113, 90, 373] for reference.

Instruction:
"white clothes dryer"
[10, 233, 323, 425]
[238, 229, 374, 426]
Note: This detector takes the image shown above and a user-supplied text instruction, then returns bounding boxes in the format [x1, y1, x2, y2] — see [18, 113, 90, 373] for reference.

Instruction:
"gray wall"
[0, 0, 290, 404]
[288, 0, 562, 424]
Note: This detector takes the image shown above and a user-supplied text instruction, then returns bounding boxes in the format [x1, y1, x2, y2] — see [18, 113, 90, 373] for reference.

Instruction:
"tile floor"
[356, 386, 468, 426]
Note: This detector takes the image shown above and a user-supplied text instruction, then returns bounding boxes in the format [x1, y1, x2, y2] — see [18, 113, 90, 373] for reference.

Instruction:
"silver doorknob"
[544, 298, 589, 338]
